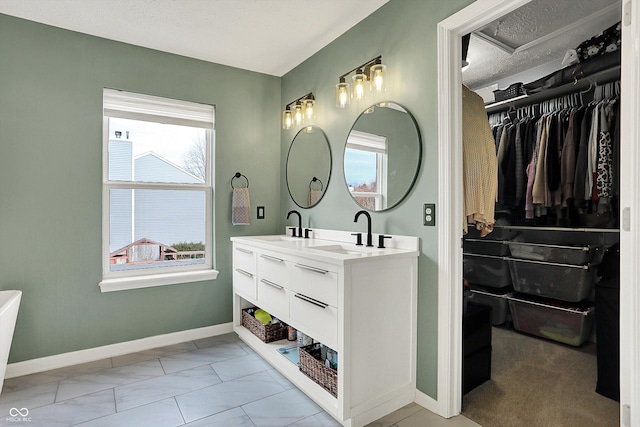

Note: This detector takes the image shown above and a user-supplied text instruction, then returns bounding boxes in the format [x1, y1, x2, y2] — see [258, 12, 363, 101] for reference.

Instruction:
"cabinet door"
[291, 262, 338, 307]
[258, 253, 290, 288]
[233, 245, 256, 298]
[257, 278, 290, 317]
[290, 292, 338, 349]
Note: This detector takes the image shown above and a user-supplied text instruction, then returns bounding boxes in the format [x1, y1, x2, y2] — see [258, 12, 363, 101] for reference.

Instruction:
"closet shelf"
[484, 65, 620, 114]
[495, 225, 619, 233]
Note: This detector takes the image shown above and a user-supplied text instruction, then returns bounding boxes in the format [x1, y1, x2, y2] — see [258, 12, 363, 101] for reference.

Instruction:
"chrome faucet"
[287, 210, 303, 238]
[354, 210, 374, 247]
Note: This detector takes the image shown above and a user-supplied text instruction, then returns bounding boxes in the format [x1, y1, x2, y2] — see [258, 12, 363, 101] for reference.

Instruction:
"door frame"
[435, 0, 640, 423]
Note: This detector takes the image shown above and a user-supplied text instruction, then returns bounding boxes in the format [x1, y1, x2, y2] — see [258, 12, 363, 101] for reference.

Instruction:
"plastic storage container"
[464, 253, 512, 288]
[468, 287, 512, 325]
[506, 257, 596, 302]
[463, 239, 510, 256]
[508, 294, 595, 346]
[507, 242, 598, 264]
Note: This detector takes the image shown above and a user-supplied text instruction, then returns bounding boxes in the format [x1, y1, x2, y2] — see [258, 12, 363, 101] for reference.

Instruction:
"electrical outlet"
[424, 203, 435, 226]
[257, 206, 265, 219]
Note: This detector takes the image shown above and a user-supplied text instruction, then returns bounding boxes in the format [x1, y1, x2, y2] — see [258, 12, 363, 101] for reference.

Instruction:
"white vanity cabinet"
[231, 230, 419, 427]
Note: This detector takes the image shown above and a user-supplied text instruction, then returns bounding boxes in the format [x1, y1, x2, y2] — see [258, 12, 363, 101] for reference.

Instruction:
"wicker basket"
[241, 308, 288, 343]
[299, 343, 338, 397]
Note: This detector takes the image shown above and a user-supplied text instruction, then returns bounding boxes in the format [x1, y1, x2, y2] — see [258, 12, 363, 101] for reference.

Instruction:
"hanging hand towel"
[308, 189, 322, 206]
[232, 187, 251, 225]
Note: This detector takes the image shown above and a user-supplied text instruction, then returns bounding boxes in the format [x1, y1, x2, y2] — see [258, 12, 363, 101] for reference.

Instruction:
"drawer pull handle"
[260, 254, 284, 263]
[260, 279, 284, 290]
[236, 247, 253, 255]
[295, 293, 328, 309]
[235, 268, 253, 278]
[295, 264, 328, 275]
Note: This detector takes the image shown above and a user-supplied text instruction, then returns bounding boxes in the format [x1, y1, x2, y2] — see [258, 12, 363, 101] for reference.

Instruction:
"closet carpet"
[462, 326, 619, 427]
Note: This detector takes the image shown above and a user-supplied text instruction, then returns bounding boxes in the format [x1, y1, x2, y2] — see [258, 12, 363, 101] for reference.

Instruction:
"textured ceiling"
[0, 0, 389, 77]
[463, 0, 621, 90]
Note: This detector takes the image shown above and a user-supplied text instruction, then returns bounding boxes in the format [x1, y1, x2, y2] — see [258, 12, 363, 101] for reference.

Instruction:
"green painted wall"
[0, 14, 281, 363]
[280, 0, 474, 398]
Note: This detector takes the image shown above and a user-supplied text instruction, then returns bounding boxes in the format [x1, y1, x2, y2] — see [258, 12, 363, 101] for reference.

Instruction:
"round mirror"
[286, 126, 332, 208]
[344, 102, 421, 211]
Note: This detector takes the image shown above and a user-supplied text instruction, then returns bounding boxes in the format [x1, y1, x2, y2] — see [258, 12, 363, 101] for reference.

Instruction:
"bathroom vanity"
[231, 229, 419, 427]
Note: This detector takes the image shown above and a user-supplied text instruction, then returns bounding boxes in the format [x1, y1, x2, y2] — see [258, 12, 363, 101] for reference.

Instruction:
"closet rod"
[484, 65, 620, 114]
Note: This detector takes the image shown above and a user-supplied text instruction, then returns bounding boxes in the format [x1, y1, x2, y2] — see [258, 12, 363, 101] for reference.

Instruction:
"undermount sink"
[307, 244, 374, 256]
[251, 235, 299, 242]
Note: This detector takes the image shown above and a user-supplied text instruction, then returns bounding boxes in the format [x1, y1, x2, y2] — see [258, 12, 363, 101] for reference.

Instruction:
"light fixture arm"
[337, 56, 382, 80]
[285, 92, 314, 109]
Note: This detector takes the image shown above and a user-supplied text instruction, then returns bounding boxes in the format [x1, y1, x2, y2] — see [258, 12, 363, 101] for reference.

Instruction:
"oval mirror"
[286, 126, 332, 208]
[344, 102, 421, 211]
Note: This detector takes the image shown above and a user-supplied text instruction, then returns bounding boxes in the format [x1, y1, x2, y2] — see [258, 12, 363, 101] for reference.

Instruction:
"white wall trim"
[5, 322, 233, 379]
[436, 0, 533, 419]
[619, 1, 640, 425]
[414, 389, 440, 414]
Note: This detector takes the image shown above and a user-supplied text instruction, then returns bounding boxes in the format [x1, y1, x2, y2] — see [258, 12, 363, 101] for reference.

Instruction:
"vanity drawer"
[257, 278, 290, 317]
[258, 253, 290, 288]
[290, 292, 338, 348]
[291, 262, 338, 307]
[233, 245, 256, 275]
[233, 267, 256, 299]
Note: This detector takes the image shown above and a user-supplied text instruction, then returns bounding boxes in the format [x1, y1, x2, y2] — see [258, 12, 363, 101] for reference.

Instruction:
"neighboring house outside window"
[100, 89, 217, 292]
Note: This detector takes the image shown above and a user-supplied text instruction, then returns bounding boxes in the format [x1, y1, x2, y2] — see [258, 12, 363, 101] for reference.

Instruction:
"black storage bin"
[469, 286, 512, 325]
[464, 253, 512, 288]
[463, 239, 510, 256]
[463, 302, 492, 395]
[595, 244, 620, 401]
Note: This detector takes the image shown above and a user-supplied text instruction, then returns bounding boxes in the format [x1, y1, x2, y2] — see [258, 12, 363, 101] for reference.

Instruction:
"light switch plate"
[257, 206, 265, 219]
[424, 203, 435, 226]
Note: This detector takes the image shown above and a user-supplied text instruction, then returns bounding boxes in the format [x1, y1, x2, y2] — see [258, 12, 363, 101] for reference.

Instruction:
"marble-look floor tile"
[160, 344, 249, 374]
[74, 397, 184, 427]
[112, 341, 198, 368]
[115, 364, 221, 411]
[366, 403, 424, 426]
[0, 382, 59, 416]
[23, 389, 115, 427]
[194, 333, 243, 349]
[210, 353, 272, 381]
[1, 359, 114, 395]
[184, 407, 256, 426]
[287, 411, 342, 426]
[242, 387, 321, 426]
[265, 369, 295, 390]
[175, 371, 286, 423]
[55, 359, 165, 402]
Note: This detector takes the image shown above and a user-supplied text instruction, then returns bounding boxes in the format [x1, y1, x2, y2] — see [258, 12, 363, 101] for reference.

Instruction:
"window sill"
[99, 269, 219, 293]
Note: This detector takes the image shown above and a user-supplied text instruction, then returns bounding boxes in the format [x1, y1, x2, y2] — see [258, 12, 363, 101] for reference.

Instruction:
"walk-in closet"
[460, 1, 621, 425]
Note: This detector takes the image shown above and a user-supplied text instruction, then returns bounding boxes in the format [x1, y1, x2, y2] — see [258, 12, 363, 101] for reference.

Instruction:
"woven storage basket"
[241, 308, 288, 343]
[299, 343, 338, 397]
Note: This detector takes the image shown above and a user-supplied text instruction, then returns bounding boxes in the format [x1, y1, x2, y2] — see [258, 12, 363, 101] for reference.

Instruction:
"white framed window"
[99, 89, 217, 292]
[345, 130, 388, 210]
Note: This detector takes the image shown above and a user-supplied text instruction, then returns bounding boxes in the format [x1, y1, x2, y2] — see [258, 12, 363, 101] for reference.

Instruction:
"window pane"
[108, 117, 207, 184]
[345, 148, 378, 193]
[109, 189, 206, 272]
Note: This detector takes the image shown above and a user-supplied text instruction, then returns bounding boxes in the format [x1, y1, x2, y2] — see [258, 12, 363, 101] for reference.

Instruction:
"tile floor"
[0, 333, 479, 427]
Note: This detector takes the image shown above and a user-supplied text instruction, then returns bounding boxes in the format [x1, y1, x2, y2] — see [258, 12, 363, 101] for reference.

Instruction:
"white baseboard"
[5, 322, 233, 379]
[414, 389, 441, 416]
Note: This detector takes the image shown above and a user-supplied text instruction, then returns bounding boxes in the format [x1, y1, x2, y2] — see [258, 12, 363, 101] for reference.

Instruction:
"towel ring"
[309, 177, 323, 191]
[231, 172, 249, 189]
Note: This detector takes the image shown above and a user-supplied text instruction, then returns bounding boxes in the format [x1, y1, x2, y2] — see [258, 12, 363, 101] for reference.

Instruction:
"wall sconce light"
[282, 93, 315, 130]
[335, 55, 386, 108]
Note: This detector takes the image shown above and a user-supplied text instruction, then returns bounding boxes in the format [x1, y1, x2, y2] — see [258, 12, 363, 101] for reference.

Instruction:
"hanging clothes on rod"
[488, 80, 620, 228]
